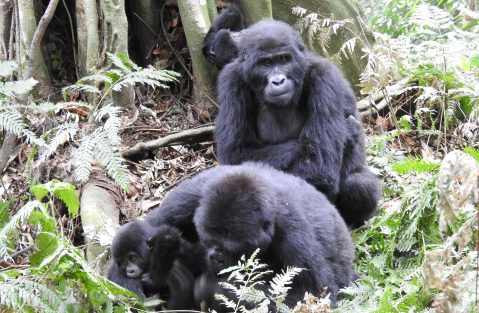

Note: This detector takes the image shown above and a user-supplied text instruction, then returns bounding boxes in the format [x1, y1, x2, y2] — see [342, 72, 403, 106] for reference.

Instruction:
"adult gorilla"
[214, 20, 380, 228]
[152, 162, 356, 309]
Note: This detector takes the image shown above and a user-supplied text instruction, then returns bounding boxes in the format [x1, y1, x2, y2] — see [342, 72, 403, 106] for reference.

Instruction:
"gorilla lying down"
[154, 162, 356, 309]
[207, 11, 381, 228]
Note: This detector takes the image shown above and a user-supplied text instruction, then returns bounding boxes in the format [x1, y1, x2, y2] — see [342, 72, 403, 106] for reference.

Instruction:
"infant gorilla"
[107, 221, 196, 309]
[154, 162, 356, 309]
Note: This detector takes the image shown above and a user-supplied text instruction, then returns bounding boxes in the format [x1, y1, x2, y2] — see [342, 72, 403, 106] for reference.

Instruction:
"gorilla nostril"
[271, 75, 286, 87]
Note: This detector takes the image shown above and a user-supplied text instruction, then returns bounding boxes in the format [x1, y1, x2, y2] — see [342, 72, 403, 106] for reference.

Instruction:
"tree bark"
[127, 0, 162, 66]
[240, 0, 272, 24]
[17, 0, 52, 92]
[75, 0, 100, 77]
[0, 0, 12, 60]
[177, 0, 216, 115]
[272, 0, 374, 93]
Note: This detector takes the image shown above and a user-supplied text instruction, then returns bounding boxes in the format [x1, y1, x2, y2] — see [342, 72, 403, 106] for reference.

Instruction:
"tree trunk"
[272, 0, 374, 92]
[177, 0, 216, 117]
[240, 0, 272, 24]
[0, 0, 12, 60]
[126, 0, 162, 66]
[17, 0, 52, 92]
[75, 0, 100, 77]
[75, 0, 135, 108]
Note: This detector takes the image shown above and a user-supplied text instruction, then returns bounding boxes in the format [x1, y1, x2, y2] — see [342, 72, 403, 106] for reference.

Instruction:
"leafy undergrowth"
[0, 0, 478, 312]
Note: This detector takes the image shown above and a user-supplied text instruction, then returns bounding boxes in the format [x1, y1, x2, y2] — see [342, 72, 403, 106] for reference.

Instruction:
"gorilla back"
[153, 162, 356, 308]
[214, 20, 380, 228]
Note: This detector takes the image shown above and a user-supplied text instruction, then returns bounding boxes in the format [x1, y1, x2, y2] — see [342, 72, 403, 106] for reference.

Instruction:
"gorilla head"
[239, 21, 308, 107]
[110, 220, 151, 279]
[193, 171, 275, 274]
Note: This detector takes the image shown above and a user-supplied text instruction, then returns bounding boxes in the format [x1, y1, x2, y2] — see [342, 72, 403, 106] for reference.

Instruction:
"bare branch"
[123, 125, 215, 157]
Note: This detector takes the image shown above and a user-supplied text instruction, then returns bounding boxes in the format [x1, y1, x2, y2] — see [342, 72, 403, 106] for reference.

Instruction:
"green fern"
[215, 249, 303, 313]
[0, 274, 68, 312]
[30, 180, 80, 217]
[0, 201, 40, 260]
[0, 108, 45, 146]
[0, 60, 17, 77]
[392, 157, 440, 174]
[36, 120, 79, 166]
[0, 77, 38, 97]
[463, 147, 479, 163]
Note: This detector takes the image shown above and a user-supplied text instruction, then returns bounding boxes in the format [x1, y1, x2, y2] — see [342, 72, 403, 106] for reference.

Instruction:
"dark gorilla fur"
[107, 221, 196, 309]
[152, 163, 356, 308]
[202, 3, 244, 69]
[214, 20, 381, 228]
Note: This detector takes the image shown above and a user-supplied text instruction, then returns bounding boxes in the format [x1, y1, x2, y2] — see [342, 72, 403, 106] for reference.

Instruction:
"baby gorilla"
[107, 220, 151, 300]
[154, 163, 356, 308]
[107, 221, 195, 308]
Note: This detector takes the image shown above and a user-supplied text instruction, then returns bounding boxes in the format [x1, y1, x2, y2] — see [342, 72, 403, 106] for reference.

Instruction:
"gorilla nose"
[271, 74, 286, 86]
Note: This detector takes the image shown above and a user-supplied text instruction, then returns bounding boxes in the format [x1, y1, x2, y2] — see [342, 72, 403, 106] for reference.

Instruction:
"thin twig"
[26, 0, 60, 78]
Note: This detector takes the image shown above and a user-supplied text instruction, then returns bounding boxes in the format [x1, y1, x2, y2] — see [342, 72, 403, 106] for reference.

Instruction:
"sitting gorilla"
[107, 221, 197, 309]
[151, 162, 356, 308]
[202, 2, 244, 69]
[214, 20, 380, 228]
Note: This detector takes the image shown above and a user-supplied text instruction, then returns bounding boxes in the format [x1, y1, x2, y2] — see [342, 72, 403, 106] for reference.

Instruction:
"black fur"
[202, 3, 245, 69]
[152, 163, 356, 308]
[214, 20, 380, 227]
[107, 221, 198, 309]
[107, 220, 151, 300]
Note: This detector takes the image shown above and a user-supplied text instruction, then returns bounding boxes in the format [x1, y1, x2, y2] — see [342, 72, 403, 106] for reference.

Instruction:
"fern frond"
[112, 68, 179, 92]
[36, 120, 79, 166]
[0, 108, 44, 146]
[0, 60, 17, 77]
[269, 267, 303, 297]
[74, 132, 97, 183]
[94, 133, 130, 190]
[0, 275, 67, 312]
[94, 105, 122, 146]
[214, 293, 237, 309]
[51, 181, 80, 217]
[339, 38, 357, 59]
[0, 201, 40, 260]
[107, 52, 139, 72]
[77, 74, 113, 86]
[0, 78, 38, 97]
[241, 286, 266, 304]
[63, 83, 101, 96]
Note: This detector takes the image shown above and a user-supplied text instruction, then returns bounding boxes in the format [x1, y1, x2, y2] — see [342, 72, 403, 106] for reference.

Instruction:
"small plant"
[0, 180, 143, 312]
[215, 249, 304, 313]
[63, 52, 180, 190]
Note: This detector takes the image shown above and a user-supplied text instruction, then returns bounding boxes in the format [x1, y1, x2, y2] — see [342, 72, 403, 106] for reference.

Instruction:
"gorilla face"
[118, 252, 147, 279]
[111, 221, 151, 279]
[193, 172, 276, 274]
[240, 23, 308, 107]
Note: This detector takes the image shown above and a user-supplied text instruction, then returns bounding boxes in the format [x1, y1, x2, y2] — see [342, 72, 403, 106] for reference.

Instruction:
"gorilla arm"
[286, 59, 353, 198]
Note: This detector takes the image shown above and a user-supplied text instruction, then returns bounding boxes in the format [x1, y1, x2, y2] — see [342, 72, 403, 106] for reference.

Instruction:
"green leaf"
[52, 182, 80, 217]
[0, 201, 12, 228]
[30, 184, 49, 202]
[469, 54, 479, 67]
[463, 147, 479, 163]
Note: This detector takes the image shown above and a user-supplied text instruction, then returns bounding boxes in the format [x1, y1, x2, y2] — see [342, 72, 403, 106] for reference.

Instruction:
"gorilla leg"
[337, 168, 381, 228]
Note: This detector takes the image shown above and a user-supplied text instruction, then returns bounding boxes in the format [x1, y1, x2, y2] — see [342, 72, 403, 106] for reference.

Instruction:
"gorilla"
[107, 220, 151, 300]
[151, 162, 356, 308]
[202, 2, 244, 69]
[107, 221, 197, 309]
[214, 20, 381, 228]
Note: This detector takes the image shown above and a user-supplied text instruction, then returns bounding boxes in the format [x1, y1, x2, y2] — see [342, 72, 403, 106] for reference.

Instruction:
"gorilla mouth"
[269, 90, 289, 97]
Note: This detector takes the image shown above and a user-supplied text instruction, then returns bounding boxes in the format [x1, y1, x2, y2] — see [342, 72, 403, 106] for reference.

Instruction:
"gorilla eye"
[127, 253, 138, 263]
[259, 58, 273, 67]
[279, 54, 292, 64]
